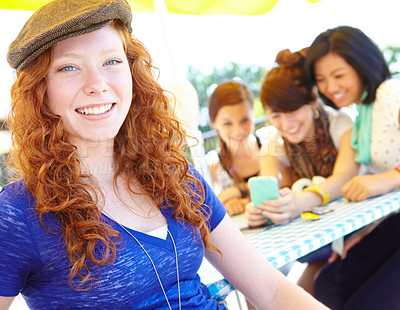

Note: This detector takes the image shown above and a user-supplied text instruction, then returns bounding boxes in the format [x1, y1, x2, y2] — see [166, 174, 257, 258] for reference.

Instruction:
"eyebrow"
[330, 67, 346, 74]
[316, 67, 346, 77]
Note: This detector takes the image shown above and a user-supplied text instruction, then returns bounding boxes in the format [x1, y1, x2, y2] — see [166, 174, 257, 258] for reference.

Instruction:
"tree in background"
[185, 48, 399, 154]
[186, 62, 267, 133]
[383, 45, 400, 76]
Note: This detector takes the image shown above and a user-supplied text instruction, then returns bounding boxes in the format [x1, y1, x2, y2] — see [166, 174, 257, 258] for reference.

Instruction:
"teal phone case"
[248, 176, 279, 207]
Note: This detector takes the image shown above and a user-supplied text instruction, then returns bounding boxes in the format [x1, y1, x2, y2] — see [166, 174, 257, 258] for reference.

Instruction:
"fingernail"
[262, 211, 268, 217]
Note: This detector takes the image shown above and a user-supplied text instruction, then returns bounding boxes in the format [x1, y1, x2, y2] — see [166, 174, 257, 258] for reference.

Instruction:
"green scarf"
[351, 97, 372, 165]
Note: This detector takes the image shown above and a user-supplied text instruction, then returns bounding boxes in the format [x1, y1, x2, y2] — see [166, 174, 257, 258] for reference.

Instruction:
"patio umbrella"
[1, 0, 279, 14]
[0, 0, 322, 186]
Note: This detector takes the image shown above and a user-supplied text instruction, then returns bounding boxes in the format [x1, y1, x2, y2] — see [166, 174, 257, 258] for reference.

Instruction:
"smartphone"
[248, 176, 280, 207]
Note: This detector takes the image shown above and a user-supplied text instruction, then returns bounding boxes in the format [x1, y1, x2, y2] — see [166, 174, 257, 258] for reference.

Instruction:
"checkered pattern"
[207, 279, 235, 303]
[199, 190, 400, 284]
[247, 190, 400, 268]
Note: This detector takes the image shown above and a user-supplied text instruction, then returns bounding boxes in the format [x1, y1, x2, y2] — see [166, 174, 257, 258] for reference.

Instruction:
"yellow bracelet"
[302, 185, 329, 205]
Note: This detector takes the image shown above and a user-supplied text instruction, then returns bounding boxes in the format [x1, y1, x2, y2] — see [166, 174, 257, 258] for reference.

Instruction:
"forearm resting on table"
[223, 197, 248, 216]
[296, 191, 325, 212]
[217, 186, 242, 203]
[342, 169, 400, 201]
[207, 215, 329, 309]
[294, 174, 350, 213]
[377, 169, 400, 192]
[319, 173, 355, 202]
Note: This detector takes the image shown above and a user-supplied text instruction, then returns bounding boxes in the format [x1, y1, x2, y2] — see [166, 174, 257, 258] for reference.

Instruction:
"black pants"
[313, 211, 400, 310]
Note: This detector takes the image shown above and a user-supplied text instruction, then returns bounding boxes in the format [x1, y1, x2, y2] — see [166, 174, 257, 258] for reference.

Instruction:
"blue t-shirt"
[0, 167, 227, 309]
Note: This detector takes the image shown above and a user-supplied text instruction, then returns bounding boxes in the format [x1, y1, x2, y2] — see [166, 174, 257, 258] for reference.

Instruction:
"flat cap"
[7, 0, 133, 72]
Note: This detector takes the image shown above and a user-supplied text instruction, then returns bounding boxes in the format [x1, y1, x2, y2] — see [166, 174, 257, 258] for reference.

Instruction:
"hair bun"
[275, 48, 307, 68]
[276, 49, 299, 67]
[273, 48, 309, 85]
[275, 48, 308, 69]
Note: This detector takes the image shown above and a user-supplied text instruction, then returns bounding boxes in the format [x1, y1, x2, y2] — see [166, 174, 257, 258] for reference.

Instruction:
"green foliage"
[187, 46, 400, 134]
[186, 62, 267, 132]
[253, 98, 265, 119]
[382, 45, 400, 75]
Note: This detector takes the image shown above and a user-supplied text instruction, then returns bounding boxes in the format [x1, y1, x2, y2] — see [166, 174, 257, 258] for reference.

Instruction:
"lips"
[286, 124, 301, 136]
[230, 136, 246, 143]
[330, 92, 347, 105]
[76, 103, 113, 115]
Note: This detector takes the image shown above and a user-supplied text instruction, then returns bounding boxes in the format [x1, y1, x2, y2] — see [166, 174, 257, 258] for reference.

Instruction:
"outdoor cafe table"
[199, 189, 400, 284]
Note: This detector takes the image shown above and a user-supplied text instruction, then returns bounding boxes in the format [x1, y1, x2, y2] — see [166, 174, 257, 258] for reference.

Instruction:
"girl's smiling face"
[265, 102, 316, 144]
[314, 52, 364, 107]
[212, 101, 255, 148]
[46, 25, 133, 146]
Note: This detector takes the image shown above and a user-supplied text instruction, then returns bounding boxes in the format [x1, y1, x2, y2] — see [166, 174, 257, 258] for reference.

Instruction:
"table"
[199, 190, 400, 283]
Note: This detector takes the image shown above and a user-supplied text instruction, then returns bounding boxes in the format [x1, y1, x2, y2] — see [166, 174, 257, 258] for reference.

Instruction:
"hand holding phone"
[248, 176, 280, 208]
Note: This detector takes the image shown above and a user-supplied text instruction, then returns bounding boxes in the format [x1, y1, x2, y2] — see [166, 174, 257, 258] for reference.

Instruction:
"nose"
[233, 123, 244, 135]
[83, 68, 109, 95]
[325, 78, 339, 95]
[281, 114, 292, 129]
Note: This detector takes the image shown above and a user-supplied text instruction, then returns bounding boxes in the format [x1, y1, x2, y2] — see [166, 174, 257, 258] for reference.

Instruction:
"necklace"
[105, 212, 181, 310]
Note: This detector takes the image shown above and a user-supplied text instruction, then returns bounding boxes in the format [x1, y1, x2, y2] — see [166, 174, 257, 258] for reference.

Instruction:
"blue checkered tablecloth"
[247, 190, 400, 268]
[199, 190, 400, 284]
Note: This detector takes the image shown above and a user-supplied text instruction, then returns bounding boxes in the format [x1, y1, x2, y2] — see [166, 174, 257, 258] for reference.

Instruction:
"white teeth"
[333, 93, 345, 99]
[77, 104, 112, 115]
[288, 126, 300, 135]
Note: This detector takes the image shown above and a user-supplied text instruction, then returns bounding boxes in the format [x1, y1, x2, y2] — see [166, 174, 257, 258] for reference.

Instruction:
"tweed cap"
[7, 0, 132, 72]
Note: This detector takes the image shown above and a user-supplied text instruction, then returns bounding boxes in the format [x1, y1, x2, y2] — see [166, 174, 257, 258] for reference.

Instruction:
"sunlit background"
[2, 0, 400, 308]
[1, 0, 399, 121]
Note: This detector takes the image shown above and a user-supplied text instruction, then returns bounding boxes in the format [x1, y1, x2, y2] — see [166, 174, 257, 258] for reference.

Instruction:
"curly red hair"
[8, 20, 215, 290]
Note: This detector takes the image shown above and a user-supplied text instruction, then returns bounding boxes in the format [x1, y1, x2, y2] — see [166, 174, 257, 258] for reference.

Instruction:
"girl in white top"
[302, 25, 400, 309]
[305, 26, 400, 203]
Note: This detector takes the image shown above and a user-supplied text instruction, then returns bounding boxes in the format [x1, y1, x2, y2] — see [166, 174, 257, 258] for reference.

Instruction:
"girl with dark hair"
[0, 0, 330, 309]
[303, 25, 400, 310]
[206, 80, 270, 216]
[305, 25, 398, 202]
[305, 25, 391, 111]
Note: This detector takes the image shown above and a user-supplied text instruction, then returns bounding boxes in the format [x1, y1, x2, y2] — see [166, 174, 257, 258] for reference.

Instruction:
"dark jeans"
[313, 211, 400, 310]
[298, 243, 332, 264]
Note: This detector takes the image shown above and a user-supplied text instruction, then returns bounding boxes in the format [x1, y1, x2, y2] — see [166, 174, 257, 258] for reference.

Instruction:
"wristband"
[302, 185, 329, 205]
[394, 164, 400, 174]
